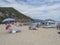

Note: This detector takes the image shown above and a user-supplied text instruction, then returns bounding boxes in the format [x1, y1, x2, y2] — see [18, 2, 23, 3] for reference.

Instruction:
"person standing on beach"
[57, 24, 60, 30]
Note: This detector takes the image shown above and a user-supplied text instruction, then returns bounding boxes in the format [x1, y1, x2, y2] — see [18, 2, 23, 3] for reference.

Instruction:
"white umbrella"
[2, 18, 15, 23]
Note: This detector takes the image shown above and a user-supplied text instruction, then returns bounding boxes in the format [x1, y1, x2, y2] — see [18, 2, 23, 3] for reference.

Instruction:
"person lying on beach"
[29, 26, 37, 30]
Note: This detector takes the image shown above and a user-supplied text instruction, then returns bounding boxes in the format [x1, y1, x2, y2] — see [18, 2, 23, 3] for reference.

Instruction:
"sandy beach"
[0, 24, 60, 45]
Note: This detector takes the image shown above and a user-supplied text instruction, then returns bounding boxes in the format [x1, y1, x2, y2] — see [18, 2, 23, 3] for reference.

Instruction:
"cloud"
[19, 0, 60, 6]
[0, 0, 60, 21]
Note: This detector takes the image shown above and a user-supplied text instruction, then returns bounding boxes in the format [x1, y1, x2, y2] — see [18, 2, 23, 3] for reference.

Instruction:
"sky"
[0, 0, 60, 21]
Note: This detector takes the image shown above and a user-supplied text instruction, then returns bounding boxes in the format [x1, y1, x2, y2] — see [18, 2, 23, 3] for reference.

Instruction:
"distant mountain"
[45, 19, 55, 21]
[34, 19, 45, 22]
[0, 7, 34, 23]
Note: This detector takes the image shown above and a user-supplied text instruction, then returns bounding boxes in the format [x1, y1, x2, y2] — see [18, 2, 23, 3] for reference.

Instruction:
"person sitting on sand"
[32, 26, 37, 30]
[29, 26, 36, 30]
[36, 24, 40, 28]
[5, 23, 21, 33]
[29, 26, 32, 30]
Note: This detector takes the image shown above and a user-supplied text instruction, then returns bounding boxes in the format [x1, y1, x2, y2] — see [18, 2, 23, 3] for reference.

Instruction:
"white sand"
[0, 24, 60, 45]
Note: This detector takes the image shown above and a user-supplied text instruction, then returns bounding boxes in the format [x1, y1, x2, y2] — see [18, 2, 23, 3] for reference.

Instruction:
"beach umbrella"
[2, 18, 15, 23]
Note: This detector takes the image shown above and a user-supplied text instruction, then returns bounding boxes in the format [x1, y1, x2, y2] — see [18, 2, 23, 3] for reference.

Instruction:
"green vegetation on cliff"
[0, 7, 34, 23]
